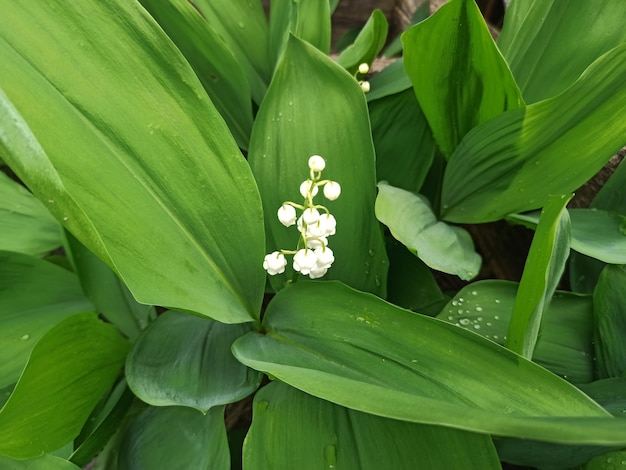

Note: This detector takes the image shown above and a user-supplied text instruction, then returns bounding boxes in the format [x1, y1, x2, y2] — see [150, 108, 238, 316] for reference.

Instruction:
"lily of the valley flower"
[263, 251, 287, 275]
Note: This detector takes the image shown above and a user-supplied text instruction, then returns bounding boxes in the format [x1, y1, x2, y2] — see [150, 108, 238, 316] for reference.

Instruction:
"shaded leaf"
[336, 9, 388, 74]
[365, 59, 412, 101]
[0, 455, 79, 470]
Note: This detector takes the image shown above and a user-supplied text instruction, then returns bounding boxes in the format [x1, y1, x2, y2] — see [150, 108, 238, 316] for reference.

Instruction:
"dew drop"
[324, 444, 337, 469]
[459, 318, 470, 326]
[486, 322, 492, 326]
[356, 316, 365, 322]
[447, 315, 454, 321]
[237, 21, 245, 28]
[21, 334, 30, 340]
[457, 309, 464, 315]
[471, 290, 478, 296]
[495, 299, 501, 304]
[368, 249, 375, 256]
[63, 216, 69, 221]
[494, 315, 500, 320]
[458, 297, 465, 303]
[475, 306, 483, 312]
[473, 324, 481, 330]
[48, 199, 54, 204]
[451, 300, 459, 307]
[476, 317, 483, 321]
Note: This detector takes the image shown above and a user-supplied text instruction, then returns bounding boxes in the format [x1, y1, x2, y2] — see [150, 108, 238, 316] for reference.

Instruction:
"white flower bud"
[308, 155, 326, 172]
[300, 179, 319, 198]
[360, 81, 370, 93]
[263, 251, 287, 275]
[358, 63, 370, 75]
[323, 181, 341, 201]
[318, 213, 337, 236]
[306, 236, 327, 250]
[293, 249, 318, 275]
[308, 266, 328, 279]
[302, 207, 320, 225]
[277, 204, 296, 227]
[315, 247, 334, 269]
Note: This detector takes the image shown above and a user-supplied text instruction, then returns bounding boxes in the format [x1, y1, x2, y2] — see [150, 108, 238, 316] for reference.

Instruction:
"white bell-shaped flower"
[306, 236, 327, 250]
[293, 249, 318, 275]
[277, 204, 297, 227]
[263, 251, 287, 275]
[302, 207, 320, 225]
[308, 265, 328, 279]
[308, 155, 326, 172]
[299, 179, 319, 198]
[314, 247, 334, 269]
[306, 220, 327, 238]
[323, 181, 341, 201]
[318, 213, 337, 236]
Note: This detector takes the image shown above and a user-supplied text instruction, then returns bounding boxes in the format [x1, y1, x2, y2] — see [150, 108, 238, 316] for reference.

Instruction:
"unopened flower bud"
[299, 179, 319, 198]
[277, 204, 297, 227]
[323, 181, 341, 201]
[358, 63, 370, 75]
[308, 155, 326, 172]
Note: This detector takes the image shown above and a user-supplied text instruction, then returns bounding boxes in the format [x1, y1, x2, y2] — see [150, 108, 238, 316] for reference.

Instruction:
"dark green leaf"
[402, 0, 524, 158]
[441, 44, 626, 223]
[365, 59, 412, 101]
[0, 455, 79, 470]
[579, 377, 626, 418]
[244, 381, 501, 470]
[126, 311, 261, 412]
[336, 10, 388, 74]
[249, 35, 388, 296]
[0, 313, 129, 459]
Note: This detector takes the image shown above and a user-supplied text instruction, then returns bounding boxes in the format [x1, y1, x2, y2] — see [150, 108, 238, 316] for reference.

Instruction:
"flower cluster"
[263, 155, 341, 279]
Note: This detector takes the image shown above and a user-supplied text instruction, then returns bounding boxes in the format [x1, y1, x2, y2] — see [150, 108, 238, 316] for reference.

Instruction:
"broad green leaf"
[441, 44, 626, 223]
[579, 377, 626, 419]
[506, 194, 572, 358]
[365, 59, 412, 102]
[269, 0, 331, 70]
[437, 280, 595, 384]
[139, 0, 254, 150]
[0, 251, 93, 388]
[584, 449, 626, 470]
[245, 381, 501, 470]
[192, 0, 270, 104]
[369, 89, 436, 194]
[375, 182, 481, 280]
[336, 9, 388, 74]
[69, 382, 134, 468]
[233, 281, 626, 445]
[126, 311, 261, 412]
[510, 208, 626, 265]
[248, 35, 388, 296]
[0, 455, 79, 470]
[0, 313, 129, 459]
[593, 265, 626, 379]
[0, 172, 62, 256]
[65, 233, 154, 341]
[118, 406, 229, 470]
[402, 0, 524, 158]
[0, 1, 265, 323]
[571, 158, 626, 293]
[498, 0, 626, 104]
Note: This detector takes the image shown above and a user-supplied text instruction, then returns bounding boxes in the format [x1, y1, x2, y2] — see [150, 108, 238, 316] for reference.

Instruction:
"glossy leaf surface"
[0, 172, 62, 257]
[126, 311, 261, 412]
[0, 1, 265, 323]
[441, 44, 626, 223]
[233, 281, 626, 445]
[118, 406, 229, 470]
[0, 314, 129, 458]
[249, 36, 387, 296]
[336, 9, 388, 74]
[376, 182, 481, 280]
[0, 251, 93, 388]
[244, 381, 501, 470]
[403, 0, 523, 158]
[506, 194, 571, 358]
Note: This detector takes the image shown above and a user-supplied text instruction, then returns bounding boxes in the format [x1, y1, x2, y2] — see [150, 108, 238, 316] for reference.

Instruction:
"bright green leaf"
[365, 59, 412, 102]
[126, 311, 261, 412]
[506, 194, 572, 358]
[0, 455, 79, 470]
[0, 313, 129, 459]
[441, 44, 626, 223]
[0, 172, 62, 257]
[140, 0, 254, 150]
[498, 0, 626, 103]
[233, 281, 626, 445]
[593, 265, 626, 379]
[118, 406, 229, 470]
[0, 1, 265, 323]
[584, 449, 626, 470]
[336, 9, 388, 75]
[0, 251, 93, 388]
[244, 381, 501, 470]
[402, 0, 524, 158]
[375, 182, 481, 280]
[249, 35, 388, 296]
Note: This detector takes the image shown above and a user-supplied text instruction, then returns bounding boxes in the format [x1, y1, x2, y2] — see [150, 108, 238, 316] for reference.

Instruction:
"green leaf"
[497, 0, 626, 104]
[269, 0, 331, 70]
[0, 172, 62, 257]
[441, 44, 626, 223]
[233, 281, 626, 445]
[244, 381, 501, 470]
[139, 0, 254, 150]
[584, 449, 626, 470]
[383, 2, 429, 58]
[118, 406, 229, 470]
[437, 281, 595, 384]
[593, 265, 626, 379]
[126, 311, 261, 412]
[369, 89, 436, 194]
[365, 59, 412, 102]
[336, 9, 388, 74]
[0, 313, 129, 459]
[506, 194, 572, 358]
[191, 0, 270, 104]
[375, 182, 481, 280]
[0, 1, 265, 323]
[402, 0, 524, 158]
[0, 251, 93, 388]
[248, 35, 388, 296]
[65, 233, 154, 341]
[579, 377, 626, 418]
[0, 455, 79, 470]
